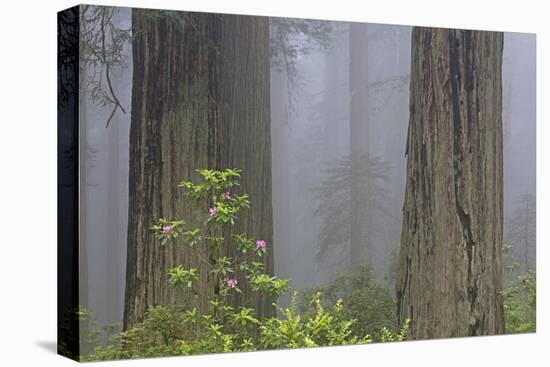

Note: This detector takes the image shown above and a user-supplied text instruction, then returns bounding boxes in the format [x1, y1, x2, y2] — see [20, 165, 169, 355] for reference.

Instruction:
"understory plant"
[500, 242, 536, 334]
[85, 169, 408, 360]
[501, 270, 536, 333]
[300, 266, 397, 340]
[151, 168, 288, 300]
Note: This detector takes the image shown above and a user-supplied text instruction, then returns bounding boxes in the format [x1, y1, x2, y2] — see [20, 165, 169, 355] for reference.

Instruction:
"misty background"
[79, 9, 536, 334]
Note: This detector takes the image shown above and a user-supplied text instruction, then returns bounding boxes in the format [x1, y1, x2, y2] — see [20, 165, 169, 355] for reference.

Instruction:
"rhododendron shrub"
[151, 168, 288, 298]
[85, 169, 408, 361]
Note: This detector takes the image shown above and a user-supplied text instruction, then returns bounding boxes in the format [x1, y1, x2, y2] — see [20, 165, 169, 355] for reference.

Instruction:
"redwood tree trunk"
[124, 10, 272, 329]
[396, 27, 505, 338]
[219, 14, 273, 319]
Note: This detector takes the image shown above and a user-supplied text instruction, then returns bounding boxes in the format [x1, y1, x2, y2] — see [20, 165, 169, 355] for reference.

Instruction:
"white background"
[0, 0, 547, 365]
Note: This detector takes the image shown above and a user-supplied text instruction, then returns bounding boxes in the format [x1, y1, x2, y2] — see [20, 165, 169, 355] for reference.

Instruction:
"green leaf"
[167, 266, 199, 288]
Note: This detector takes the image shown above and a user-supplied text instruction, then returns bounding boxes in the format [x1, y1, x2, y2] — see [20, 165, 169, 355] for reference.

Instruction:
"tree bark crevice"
[396, 27, 504, 339]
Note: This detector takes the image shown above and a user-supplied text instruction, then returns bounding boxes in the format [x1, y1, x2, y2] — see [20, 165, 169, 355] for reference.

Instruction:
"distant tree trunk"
[349, 23, 370, 270]
[396, 27, 505, 338]
[270, 67, 292, 280]
[323, 23, 347, 160]
[124, 10, 272, 330]
[76, 70, 94, 356]
[79, 83, 89, 313]
[106, 110, 122, 323]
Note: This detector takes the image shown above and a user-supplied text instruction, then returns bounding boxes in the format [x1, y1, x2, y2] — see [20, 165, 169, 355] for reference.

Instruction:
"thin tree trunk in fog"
[270, 68, 292, 280]
[396, 28, 505, 338]
[349, 23, 370, 270]
[80, 85, 97, 354]
[79, 83, 89, 318]
[124, 10, 272, 329]
[323, 26, 345, 160]
[106, 116, 121, 323]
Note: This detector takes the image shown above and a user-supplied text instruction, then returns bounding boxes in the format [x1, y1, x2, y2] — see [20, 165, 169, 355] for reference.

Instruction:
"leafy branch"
[151, 169, 288, 301]
[80, 5, 131, 127]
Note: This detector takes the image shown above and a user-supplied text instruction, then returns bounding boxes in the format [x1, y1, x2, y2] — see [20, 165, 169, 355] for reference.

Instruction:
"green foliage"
[86, 293, 409, 361]
[520, 271, 537, 310]
[153, 168, 288, 302]
[500, 238, 536, 334]
[150, 218, 185, 246]
[301, 266, 397, 339]
[167, 266, 199, 288]
[502, 270, 536, 333]
[211, 256, 234, 276]
[233, 233, 254, 253]
[84, 169, 404, 361]
[177, 168, 242, 204]
[230, 307, 259, 328]
[265, 292, 373, 348]
[75, 304, 91, 320]
[249, 274, 290, 298]
[177, 169, 249, 226]
[83, 306, 189, 360]
[182, 228, 201, 248]
[379, 319, 410, 342]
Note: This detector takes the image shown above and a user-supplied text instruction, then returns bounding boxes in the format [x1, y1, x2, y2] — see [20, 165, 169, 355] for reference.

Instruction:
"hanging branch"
[269, 18, 333, 117]
[80, 5, 131, 128]
[99, 8, 127, 127]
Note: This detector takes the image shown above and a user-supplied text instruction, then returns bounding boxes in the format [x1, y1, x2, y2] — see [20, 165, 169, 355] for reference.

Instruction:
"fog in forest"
[78, 8, 536, 338]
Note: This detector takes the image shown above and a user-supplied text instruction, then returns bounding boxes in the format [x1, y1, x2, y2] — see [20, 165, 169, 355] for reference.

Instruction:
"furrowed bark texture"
[124, 10, 272, 329]
[396, 27, 505, 338]
[219, 14, 274, 320]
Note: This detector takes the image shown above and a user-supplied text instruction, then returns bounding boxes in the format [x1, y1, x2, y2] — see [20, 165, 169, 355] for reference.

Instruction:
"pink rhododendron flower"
[256, 240, 268, 249]
[223, 278, 238, 288]
[209, 207, 218, 217]
[160, 224, 173, 234]
[221, 191, 231, 200]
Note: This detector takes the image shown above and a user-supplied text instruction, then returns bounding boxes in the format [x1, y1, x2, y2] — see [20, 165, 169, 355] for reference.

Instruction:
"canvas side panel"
[57, 5, 80, 361]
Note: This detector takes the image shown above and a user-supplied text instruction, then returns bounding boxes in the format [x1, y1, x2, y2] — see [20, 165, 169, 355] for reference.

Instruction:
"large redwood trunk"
[124, 10, 272, 329]
[396, 27, 505, 338]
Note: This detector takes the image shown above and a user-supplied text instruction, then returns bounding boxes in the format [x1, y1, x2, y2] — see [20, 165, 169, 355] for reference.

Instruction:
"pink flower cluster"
[221, 191, 231, 200]
[255, 240, 268, 249]
[223, 277, 238, 288]
[160, 224, 173, 234]
[209, 207, 218, 217]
